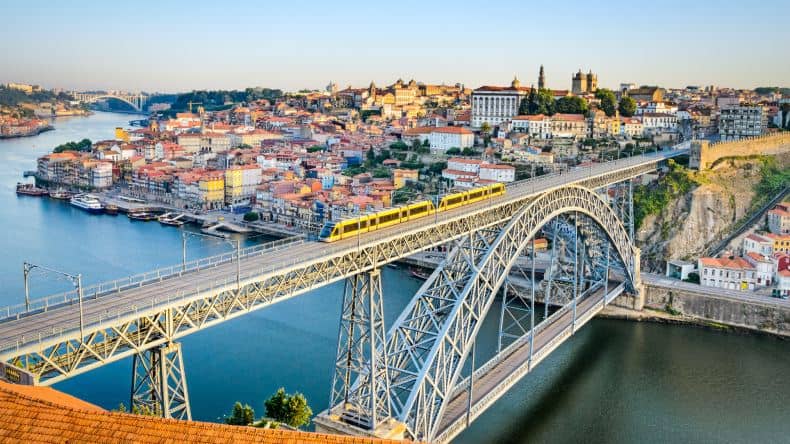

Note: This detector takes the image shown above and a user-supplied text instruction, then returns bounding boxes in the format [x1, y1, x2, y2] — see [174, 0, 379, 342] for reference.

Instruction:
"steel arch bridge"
[319, 185, 640, 442]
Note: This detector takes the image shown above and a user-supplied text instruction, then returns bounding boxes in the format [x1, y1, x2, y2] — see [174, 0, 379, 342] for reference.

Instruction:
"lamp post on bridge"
[23, 262, 85, 339]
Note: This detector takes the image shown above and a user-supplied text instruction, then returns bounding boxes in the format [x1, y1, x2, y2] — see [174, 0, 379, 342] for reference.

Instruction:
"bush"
[264, 388, 312, 429]
[225, 402, 255, 426]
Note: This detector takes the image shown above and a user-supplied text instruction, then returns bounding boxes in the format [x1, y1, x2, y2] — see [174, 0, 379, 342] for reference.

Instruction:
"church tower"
[538, 65, 545, 90]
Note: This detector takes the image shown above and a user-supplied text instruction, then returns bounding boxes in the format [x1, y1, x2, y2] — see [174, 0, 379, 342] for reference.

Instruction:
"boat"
[409, 267, 430, 280]
[104, 204, 119, 215]
[16, 183, 48, 196]
[70, 194, 104, 213]
[128, 211, 157, 221]
[158, 214, 185, 227]
[49, 189, 73, 200]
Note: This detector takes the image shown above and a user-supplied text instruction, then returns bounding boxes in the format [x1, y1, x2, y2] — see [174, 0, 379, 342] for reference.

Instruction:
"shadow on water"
[490, 326, 614, 444]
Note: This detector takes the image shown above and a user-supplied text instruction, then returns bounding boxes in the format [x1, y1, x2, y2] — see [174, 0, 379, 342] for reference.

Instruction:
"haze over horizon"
[1, 0, 789, 93]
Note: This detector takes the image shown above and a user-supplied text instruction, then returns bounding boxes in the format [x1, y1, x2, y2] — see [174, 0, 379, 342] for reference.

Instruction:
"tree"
[619, 96, 637, 117]
[527, 89, 555, 115]
[461, 147, 478, 156]
[445, 147, 461, 155]
[243, 211, 260, 222]
[595, 89, 617, 117]
[422, 139, 430, 147]
[518, 96, 530, 115]
[428, 161, 447, 174]
[307, 145, 324, 153]
[53, 138, 92, 153]
[555, 96, 589, 115]
[411, 139, 422, 151]
[226, 402, 255, 426]
[480, 122, 491, 135]
[389, 141, 408, 151]
[264, 388, 312, 429]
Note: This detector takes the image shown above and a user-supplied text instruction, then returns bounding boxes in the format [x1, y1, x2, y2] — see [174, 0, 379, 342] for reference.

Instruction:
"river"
[1, 112, 788, 443]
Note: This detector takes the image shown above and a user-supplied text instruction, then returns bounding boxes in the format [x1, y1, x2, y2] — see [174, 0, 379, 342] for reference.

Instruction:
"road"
[0, 149, 684, 357]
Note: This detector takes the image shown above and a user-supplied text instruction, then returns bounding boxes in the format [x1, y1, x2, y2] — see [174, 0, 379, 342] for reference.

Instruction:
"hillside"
[635, 151, 790, 272]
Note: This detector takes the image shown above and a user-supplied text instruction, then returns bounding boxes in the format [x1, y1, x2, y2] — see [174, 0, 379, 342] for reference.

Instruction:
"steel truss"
[329, 269, 390, 429]
[131, 341, 190, 420]
[380, 185, 636, 442]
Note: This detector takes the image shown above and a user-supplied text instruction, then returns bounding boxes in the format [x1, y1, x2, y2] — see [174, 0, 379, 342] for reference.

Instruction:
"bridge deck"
[0, 151, 683, 366]
[434, 284, 623, 443]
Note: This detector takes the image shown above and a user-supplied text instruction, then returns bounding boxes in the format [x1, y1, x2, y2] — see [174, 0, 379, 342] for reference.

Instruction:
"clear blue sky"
[1, 0, 788, 93]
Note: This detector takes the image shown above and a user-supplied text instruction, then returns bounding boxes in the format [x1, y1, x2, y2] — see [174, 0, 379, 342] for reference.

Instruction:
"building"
[627, 86, 664, 102]
[621, 118, 644, 138]
[224, 164, 262, 207]
[551, 113, 588, 139]
[428, 127, 474, 153]
[718, 105, 768, 141]
[471, 78, 531, 127]
[571, 70, 597, 95]
[393, 169, 418, 189]
[744, 252, 774, 286]
[766, 233, 790, 254]
[698, 256, 756, 290]
[198, 170, 225, 209]
[641, 113, 677, 134]
[743, 233, 775, 256]
[479, 163, 515, 183]
[767, 204, 790, 234]
[0, 381, 405, 444]
[665, 260, 696, 280]
[511, 115, 551, 139]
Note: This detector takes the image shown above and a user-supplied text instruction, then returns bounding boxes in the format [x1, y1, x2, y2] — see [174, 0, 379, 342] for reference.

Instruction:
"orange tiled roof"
[0, 381, 407, 444]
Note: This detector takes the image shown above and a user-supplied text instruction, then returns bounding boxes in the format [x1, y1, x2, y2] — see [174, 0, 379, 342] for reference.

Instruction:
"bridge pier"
[130, 342, 191, 420]
[321, 268, 400, 437]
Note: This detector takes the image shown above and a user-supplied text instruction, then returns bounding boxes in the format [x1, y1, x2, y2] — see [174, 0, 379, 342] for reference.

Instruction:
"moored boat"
[104, 204, 119, 215]
[49, 189, 73, 200]
[16, 183, 48, 196]
[128, 211, 157, 221]
[158, 215, 185, 227]
[70, 194, 104, 213]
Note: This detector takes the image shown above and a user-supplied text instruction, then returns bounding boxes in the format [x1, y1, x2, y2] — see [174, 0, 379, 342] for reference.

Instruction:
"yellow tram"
[318, 183, 505, 242]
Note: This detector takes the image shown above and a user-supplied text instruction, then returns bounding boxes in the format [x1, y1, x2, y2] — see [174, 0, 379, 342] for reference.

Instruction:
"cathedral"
[571, 70, 598, 95]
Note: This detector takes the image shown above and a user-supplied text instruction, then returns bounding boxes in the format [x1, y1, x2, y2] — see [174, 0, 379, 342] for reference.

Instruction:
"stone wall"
[689, 132, 790, 170]
[642, 283, 790, 337]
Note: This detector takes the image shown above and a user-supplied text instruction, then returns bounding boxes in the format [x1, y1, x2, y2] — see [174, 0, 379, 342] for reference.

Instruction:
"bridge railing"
[0, 235, 305, 322]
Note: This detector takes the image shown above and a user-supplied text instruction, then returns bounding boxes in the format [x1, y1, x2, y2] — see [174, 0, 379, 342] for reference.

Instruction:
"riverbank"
[599, 305, 789, 340]
[0, 124, 53, 139]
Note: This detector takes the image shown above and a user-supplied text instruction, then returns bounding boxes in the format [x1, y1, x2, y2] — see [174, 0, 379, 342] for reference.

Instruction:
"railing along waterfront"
[0, 150, 684, 354]
[0, 235, 306, 321]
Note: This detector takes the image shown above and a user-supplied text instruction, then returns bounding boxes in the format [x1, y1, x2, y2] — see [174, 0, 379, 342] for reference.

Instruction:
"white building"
[718, 105, 768, 141]
[698, 256, 756, 291]
[471, 78, 530, 128]
[743, 233, 774, 257]
[744, 252, 774, 286]
[641, 113, 677, 134]
[776, 269, 790, 298]
[511, 115, 551, 139]
[479, 163, 515, 183]
[621, 118, 644, 137]
[428, 127, 474, 153]
[91, 162, 113, 189]
[767, 205, 790, 234]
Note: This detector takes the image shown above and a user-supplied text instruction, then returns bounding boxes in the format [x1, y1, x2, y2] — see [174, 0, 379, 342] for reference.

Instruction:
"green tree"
[372, 167, 391, 178]
[518, 95, 530, 115]
[243, 211, 260, 222]
[461, 147, 478, 156]
[53, 138, 92, 154]
[529, 89, 555, 115]
[307, 145, 324, 153]
[445, 147, 461, 155]
[411, 139, 423, 151]
[480, 122, 491, 135]
[555, 96, 589, 115]
[264, 388, 312, 429]
[595, 89, 617, 117]
[422, 139, 430, 147]
[389, 141, 408, 150]
[428, 161, 447, 174]
[618, 96, 637, 117]
[225, 402, 255, 426]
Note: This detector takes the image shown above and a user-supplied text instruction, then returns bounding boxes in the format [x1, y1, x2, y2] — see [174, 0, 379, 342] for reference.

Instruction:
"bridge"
[72, 91, 149, 112]
[0, 147, 687, 441]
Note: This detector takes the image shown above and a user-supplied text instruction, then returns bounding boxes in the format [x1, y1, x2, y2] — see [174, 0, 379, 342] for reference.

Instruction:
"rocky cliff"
[636, 152, 790, 272]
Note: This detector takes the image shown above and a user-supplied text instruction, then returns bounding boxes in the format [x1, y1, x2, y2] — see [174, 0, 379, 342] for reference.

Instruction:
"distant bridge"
[72, 91, 148, 112]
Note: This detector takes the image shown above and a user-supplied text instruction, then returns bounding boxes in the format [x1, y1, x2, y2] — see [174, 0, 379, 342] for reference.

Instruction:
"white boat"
[70, 194, 104, 213]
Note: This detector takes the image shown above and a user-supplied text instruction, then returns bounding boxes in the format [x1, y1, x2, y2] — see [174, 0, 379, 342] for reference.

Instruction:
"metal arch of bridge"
[373, 185, 636, 442]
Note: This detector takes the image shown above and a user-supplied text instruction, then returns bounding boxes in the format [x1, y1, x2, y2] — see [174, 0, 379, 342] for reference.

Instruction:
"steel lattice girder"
[4, 162, 655, 384]
[131, 342, 191, 420]
[384, 185, 637, 442]
[329, 269, 391, 429]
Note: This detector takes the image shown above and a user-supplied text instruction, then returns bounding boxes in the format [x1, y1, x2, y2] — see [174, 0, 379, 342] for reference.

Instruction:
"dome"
[511, 76, 521, 89]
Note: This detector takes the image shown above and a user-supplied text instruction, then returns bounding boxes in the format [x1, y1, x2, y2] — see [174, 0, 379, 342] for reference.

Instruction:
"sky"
[1, 0, 788, 93]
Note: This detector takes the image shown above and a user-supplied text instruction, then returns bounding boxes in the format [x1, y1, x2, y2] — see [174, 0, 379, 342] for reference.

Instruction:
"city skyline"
[1, 0, 789, 93]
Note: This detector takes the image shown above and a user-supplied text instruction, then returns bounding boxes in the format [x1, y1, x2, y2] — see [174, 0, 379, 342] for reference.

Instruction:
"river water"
[1, 113, 788, 443]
